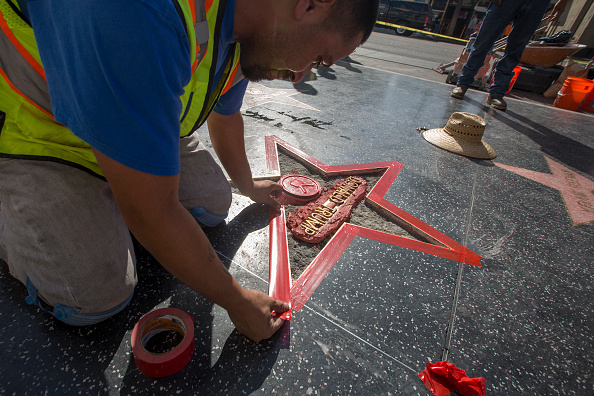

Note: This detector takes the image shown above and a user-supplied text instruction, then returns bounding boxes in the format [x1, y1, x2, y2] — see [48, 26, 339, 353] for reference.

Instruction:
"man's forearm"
[131, 199, 246, 310]
[92, 148, 245, 310]
[207, 111, 282, 207]
[207, 111, 255, 196]
[92, 145, 287, 341]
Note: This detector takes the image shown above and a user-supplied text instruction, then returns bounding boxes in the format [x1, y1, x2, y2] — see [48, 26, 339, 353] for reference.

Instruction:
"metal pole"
[440, 0, 451, 35]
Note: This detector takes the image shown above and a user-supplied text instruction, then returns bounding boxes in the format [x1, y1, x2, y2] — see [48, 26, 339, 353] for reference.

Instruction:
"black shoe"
[486, 94, 507, 111]
[450, 86, 468, 99]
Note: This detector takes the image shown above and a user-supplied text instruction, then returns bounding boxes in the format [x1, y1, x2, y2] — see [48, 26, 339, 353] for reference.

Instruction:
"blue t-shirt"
[27, 0, 247, 176]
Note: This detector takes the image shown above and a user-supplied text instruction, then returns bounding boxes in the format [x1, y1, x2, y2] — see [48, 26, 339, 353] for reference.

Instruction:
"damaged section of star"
[287, 176, 368, 244]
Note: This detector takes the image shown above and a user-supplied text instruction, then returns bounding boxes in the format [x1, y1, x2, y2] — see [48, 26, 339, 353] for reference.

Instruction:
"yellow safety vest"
[0, 0, 241, 178]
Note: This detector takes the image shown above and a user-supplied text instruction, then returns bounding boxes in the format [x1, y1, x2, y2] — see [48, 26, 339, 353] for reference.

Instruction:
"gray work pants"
[0, 133, 231, 318]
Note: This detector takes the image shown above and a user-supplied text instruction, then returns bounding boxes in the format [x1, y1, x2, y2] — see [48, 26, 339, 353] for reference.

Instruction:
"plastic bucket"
[553, 76, 594, 111]
[579, 84, 594, 112]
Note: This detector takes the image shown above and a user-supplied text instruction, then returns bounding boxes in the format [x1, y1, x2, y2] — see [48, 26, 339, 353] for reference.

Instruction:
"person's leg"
[0, 159, 137, 325]
[489, 0, 550, 96]
[178, 133, 232, 227]
[456, 0, 522, 89]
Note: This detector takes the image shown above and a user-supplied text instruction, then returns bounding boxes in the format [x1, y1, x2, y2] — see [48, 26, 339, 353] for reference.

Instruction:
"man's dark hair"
[324, 0, 380, 44]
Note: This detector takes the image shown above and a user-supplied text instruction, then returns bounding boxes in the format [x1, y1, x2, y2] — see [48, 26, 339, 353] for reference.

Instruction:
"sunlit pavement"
[1, 55, 593, 395]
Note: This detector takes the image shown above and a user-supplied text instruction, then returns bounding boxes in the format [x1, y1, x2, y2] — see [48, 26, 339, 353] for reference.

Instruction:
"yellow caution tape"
[375, 21, 468, 43]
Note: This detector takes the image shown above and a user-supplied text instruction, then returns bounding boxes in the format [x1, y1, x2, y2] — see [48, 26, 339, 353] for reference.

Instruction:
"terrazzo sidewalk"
[1, 59, 593, 395]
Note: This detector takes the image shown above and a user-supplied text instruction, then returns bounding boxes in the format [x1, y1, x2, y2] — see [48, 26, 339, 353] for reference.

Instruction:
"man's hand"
[92, 148, 286, 342]
[227, 289, 289, 342]
[245, 180, 282, 209]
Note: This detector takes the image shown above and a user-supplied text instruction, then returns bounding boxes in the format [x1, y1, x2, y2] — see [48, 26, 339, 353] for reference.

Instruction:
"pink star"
[265, 136, 482, 317]
[495, 157, 594, 226]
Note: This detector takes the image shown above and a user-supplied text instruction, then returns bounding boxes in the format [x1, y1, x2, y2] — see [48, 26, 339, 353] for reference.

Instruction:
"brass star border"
[265, 136, 482, 318]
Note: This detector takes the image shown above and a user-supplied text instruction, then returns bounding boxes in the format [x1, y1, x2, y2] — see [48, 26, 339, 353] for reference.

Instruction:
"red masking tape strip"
[131, 308, 194, 377]
[290, 224, 357, 311]
[268, 207, 292, 320]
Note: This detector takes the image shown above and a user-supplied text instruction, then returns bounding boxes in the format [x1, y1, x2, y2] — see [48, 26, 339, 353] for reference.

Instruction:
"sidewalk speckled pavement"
[1, 59, 593, 395]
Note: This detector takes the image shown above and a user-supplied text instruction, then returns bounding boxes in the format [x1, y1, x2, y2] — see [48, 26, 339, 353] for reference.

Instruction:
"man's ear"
[294, 0, 336, 21]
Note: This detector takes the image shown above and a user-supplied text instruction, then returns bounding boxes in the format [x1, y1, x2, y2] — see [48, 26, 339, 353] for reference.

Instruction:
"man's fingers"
[227, 290, 291, 342]
[268, 195, 282, 209]
[268, 184, 283, 197]
[267, 188, 283, 209]
[271, 299, 290, 314]
[250, 180, 282, 208]
[269, 317, 285, 333]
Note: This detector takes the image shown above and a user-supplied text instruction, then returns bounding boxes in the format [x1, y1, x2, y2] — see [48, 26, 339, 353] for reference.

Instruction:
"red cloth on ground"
[418, 361, 486, 396]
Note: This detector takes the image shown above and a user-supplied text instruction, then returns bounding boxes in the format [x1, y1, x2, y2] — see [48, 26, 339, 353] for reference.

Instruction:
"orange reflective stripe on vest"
[0, 1, 53, 117]
[0, 0, 241, 177]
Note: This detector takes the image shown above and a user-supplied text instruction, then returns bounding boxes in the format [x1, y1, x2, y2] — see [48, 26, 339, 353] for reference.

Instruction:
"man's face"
[240, 22, 363, 83]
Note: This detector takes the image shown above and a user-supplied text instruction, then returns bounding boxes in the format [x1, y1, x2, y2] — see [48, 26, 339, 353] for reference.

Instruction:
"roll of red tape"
[131, 307, 194, 377]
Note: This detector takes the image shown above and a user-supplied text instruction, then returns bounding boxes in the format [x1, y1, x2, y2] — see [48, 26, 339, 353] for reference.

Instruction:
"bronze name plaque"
[287, 176, 368, 244]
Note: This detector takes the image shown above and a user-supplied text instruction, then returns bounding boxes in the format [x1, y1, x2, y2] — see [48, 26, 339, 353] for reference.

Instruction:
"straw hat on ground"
[422, 112, 496, 159]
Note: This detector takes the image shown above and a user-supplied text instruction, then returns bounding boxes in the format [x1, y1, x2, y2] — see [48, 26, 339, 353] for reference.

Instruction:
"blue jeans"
[457, 0, 550, 96]
[25, 278, 133, 326]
